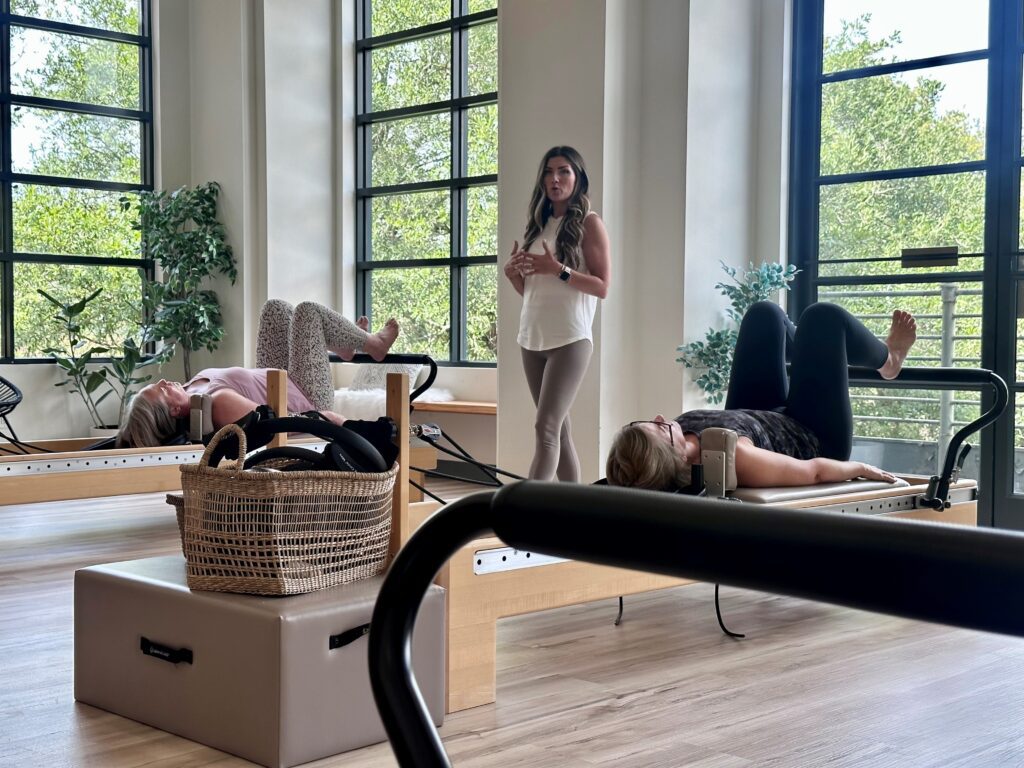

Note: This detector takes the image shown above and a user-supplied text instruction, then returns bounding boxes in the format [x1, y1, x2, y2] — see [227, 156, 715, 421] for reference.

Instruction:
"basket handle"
[200, 423, 248, 471]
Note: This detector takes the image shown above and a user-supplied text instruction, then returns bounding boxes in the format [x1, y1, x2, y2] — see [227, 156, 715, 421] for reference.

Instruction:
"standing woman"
[504, 146, 611, 481]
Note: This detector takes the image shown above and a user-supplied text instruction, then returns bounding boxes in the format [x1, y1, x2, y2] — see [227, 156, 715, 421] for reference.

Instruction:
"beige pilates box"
[74, 556, 445, 768]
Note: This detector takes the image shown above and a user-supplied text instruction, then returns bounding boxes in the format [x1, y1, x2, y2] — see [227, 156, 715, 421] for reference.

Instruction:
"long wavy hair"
[606, 423, 692, 491]
[522, 146, 591, 270]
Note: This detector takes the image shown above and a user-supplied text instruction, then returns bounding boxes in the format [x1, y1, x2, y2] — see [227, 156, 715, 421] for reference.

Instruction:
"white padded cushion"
[732, 477, 911, 504]
[350, 363, 423, 391]
[333, 386, 453, 420]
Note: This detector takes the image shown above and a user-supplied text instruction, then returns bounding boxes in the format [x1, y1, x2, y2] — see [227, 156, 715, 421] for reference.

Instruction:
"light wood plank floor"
[4, 485, 1024, 767]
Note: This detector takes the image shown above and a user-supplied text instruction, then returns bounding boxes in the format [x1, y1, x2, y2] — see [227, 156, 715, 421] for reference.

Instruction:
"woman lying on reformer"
[605, 301, 917, 491]
[115, 299, 400, 448]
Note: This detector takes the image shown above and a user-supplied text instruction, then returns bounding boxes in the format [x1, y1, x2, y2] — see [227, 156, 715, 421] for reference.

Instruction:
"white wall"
[630, 0, 690, 424]
[259, 0, 337, 310]
[683, 0, 763, 406]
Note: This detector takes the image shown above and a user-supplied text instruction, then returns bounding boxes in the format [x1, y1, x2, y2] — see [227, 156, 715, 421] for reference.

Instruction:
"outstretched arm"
[734, 439, 897, 488]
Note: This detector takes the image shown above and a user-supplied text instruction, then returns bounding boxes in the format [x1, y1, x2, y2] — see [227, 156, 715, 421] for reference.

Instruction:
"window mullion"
[1, 6, 9, 359]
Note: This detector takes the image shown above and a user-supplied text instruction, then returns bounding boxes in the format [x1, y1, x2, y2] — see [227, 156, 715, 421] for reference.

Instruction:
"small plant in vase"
[676, 261, 799, 404]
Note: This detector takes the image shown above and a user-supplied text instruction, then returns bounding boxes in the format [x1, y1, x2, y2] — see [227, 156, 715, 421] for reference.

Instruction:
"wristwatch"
[559, 265, 572, 282]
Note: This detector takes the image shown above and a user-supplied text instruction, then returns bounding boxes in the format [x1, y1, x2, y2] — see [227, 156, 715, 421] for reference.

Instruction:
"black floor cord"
[715, 584, 746, 638]
[612, 588, 746, 639]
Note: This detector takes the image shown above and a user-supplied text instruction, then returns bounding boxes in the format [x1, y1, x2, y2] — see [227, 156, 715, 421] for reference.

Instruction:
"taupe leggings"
[520, 339, 593, 482]
[255, 299, 369, 410]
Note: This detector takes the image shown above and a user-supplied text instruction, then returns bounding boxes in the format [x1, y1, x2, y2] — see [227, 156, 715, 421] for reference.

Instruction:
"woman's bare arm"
[734, 439, 897, 488]
[210, 389, 263, 428]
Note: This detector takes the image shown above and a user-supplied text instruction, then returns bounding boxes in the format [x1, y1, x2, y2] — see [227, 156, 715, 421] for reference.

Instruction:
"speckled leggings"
[255, 299, 369, 410]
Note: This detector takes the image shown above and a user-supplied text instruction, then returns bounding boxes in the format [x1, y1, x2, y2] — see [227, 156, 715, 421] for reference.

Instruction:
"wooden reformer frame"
[0, 367, 437, 506]
[395, 366, 1007, 714]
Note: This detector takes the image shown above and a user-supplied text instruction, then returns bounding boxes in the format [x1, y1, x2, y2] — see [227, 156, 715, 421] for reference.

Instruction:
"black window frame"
[789, 0, 1024, 526]
[354, 0, 498, 366]
[0, 0, 154, 363]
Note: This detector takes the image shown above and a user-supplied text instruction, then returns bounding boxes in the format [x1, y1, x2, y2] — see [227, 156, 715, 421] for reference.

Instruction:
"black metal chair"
[0, 375, 27, 454]
[368, 482, 1024, 767]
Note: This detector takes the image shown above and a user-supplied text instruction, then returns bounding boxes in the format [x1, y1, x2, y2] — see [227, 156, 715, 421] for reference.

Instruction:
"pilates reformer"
[369, 482, 1024, 767]
[0, 354, 440, 506]
[395, 365, 1007, 713]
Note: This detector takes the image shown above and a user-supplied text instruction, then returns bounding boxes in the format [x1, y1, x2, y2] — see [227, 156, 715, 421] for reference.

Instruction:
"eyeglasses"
[628, 420, 674, 449]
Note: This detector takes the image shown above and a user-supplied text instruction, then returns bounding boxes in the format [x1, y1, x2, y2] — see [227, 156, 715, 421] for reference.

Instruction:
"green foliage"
[125, 182, 236, 380]
[37, 288, 151, 427]
[10, 0, 145, 367]
[676, 262, 799, 404]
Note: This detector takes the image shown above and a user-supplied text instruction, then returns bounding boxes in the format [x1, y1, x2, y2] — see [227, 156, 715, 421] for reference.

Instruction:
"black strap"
[329, 623, 371, 650]
[140, 636, 193, 665]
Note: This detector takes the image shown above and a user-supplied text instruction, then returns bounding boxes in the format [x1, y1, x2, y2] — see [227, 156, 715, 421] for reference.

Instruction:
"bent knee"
[262, 298, 293, 316]
[799, 302, 847, 326]
[743, 301, 786, 325]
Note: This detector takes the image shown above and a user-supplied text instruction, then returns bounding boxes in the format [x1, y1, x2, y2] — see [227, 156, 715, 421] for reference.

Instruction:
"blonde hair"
[116, 392, 178, 448]
[606, 424, 692, 491]
[522, 145, 591, 270]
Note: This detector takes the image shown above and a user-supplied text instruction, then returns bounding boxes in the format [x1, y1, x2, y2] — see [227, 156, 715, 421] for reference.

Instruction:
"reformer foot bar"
[371, 483, 1024, 767]
[0, 355, 439, 506]
[397, 366, 1007, 714]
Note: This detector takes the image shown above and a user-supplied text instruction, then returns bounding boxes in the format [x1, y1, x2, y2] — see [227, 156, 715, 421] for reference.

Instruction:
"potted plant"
[38, 288, 153, 431]
[124, 181, 237, 380]
[676, 261, 800, 404]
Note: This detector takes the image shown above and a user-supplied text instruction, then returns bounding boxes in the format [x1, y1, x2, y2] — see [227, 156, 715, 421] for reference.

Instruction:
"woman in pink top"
[115, 300, 399, 447]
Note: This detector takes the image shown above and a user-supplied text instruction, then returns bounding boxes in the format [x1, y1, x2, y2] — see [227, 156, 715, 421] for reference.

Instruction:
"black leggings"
[724, 302, 889, 461]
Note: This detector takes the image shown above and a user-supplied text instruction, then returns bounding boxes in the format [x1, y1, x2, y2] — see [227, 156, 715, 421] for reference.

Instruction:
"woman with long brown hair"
[504, 146, 610, 481]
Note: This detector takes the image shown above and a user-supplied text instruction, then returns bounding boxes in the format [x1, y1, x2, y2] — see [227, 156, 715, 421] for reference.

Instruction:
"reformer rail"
[846, 366, 1008, 509]
[368, 483, 1024, 767]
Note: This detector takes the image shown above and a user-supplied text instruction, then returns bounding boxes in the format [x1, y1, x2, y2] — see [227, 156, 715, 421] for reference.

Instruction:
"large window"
[355, 0, 498, 364]
[791, 0, 1024, 526]
[0, 0, 152, 362]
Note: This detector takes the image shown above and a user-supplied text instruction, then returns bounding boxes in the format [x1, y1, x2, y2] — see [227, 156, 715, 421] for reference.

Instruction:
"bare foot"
[363, 318, 400, 361]
[336, 317, 371, 361]
[878, 310, 917, 380]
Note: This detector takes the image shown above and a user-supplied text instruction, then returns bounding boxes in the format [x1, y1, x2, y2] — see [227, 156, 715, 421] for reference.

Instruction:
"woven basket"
[178, 424, 397, 596]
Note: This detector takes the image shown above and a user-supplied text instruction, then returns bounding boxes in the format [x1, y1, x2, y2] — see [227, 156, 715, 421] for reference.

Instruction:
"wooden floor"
[4, 483, 1024, 767]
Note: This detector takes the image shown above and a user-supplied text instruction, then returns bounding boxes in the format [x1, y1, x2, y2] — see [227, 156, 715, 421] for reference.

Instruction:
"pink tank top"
[186, 367, 317, 414]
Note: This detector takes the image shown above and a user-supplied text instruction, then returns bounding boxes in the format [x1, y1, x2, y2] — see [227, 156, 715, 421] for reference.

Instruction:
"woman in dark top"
[605, 301, 917, 490]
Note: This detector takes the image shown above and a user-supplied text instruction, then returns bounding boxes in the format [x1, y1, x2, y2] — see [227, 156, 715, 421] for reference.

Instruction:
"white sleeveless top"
[517, 213, 599, 351]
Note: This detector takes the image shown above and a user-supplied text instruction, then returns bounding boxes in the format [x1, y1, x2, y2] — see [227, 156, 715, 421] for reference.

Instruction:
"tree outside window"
[1, 0, 151, 362]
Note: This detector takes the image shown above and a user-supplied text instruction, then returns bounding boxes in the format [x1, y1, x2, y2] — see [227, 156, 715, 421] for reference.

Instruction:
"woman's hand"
[520, 240, 561, 277]
[504, 240, 525, 280]
[504, 240, 526, 296]
[319, 410, 346, 427]
[857, 462, 897, 483]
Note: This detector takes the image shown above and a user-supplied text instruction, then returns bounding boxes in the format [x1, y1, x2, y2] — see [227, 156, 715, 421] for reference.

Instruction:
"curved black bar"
[328, 352, 439, 404]
[368, 492, 494, 768]
[370, 482, 1024, 765]
[847, 366, 1009, 508]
